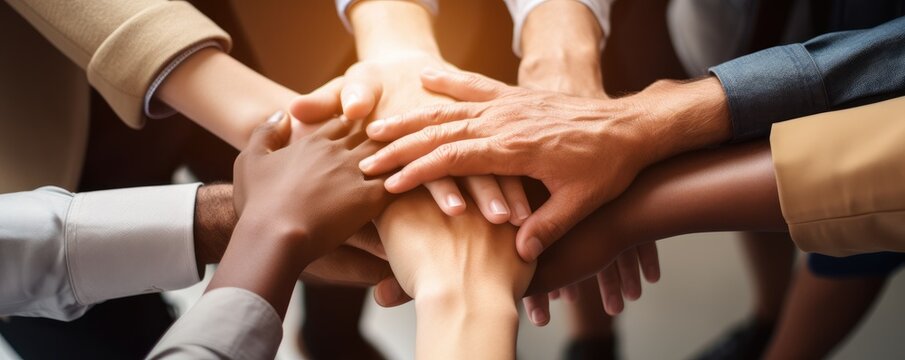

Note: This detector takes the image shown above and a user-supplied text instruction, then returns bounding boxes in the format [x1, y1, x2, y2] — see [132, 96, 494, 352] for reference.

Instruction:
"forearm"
[192, 184, 237, 274]
[416, 288, 519, 360]
[375, 190, 532, 359]
[616, 141, 786, 239]
[631, 77, 733, 165]
[206, 218, 309, 319]
[518, 0, 603, 94]
[156, 48, 299, 149]
[530, 141, 786, 293]
[348, 0, 441, 60]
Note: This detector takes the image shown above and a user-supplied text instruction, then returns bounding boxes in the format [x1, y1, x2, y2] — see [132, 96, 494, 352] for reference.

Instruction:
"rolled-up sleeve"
[0, 184, 203, 321]
[711, 16, 905, 141]
[503, 0, 613, 57]
[4, 0, 232, 128]
[770, 96, 905, 256]
[335, 0, 439, 31]
[147, 288, 283, 360]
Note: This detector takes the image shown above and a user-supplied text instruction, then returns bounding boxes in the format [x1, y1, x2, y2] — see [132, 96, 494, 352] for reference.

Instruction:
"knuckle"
[419, 125, 440, 144]
[433, 143, 459, 165]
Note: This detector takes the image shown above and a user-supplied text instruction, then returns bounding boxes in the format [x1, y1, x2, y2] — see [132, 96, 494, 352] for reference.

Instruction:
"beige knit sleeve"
[5, 0, 232, 128]
[770, 96, 905, 256]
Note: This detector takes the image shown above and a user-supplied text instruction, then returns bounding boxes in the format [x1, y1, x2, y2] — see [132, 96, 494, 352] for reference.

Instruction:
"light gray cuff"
[66, 183, 203, 305]
[147, 288, 283, 360]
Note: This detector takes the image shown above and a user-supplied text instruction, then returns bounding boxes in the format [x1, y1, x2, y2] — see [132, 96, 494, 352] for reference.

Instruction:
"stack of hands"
[222, 48, 674, 330]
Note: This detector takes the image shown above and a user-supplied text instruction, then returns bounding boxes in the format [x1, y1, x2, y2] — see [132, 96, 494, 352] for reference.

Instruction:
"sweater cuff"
[86, 1, 231, 129]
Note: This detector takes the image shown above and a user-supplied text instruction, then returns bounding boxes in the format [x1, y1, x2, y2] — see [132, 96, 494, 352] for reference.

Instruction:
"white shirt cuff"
[335, 0, 439, 32]
[147, 287, 283, 360]
[66, 183, 203, 305]
[143, 41, 224, 120]
[504, 0, 613, 57]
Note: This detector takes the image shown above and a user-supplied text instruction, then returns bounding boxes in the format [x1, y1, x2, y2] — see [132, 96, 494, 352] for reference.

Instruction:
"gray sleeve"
[147, 288, 283, 360]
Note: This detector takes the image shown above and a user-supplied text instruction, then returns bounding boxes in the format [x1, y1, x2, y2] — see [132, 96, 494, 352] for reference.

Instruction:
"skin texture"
[291, 1, 531, 227]
[376, 189, 534, 360]
[191, 182, 396, 288]
[527, 141, 787, 296]
[360, 70, 732, 263]
[207, 114, 393, 318]
[515, 0, 659, 329]
[288, 2, 536, 358]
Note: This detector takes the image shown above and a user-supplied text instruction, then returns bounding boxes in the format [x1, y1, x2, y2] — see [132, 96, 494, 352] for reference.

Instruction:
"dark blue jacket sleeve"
[710, 16, 905, 141]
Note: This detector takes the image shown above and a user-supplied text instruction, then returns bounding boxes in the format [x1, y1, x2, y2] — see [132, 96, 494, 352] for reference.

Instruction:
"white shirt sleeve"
[502, 0, 614, 57]
[147, 287, 283, 360]
[335, 0, 439, 32]
[0, 184, 203, 321]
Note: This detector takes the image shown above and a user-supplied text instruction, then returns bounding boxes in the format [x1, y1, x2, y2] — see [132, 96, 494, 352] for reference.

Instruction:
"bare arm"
[347, 2, 532, 358]
[156, 48, 300, 149]
[518, 0, 604, 96]
[529, 141, 787, 294]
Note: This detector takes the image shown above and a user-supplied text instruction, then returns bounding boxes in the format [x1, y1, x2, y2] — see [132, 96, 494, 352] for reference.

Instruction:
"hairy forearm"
[632, 78, 733, 165]
[192, 184, 237, 274]
[348, 0, 440, 60]
[530, 141, 786, 293]
[518, 0, 603, 94]
[157, 48, 299, 149]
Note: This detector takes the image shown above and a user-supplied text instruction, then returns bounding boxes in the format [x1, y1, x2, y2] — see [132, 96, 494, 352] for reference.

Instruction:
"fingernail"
[385, 173, 400, 189]
[606, 295, 621, 313]
[359, 155, 376, 171]
[514, 203, 531, 221]
[377, 281, 401, 306]
[524, 236, 543, 262]
[446, 193, 464, 209]
[368, 119, 385, 134]
[266, 110, 285, 124]
[647, 265, 661, 282]
[530, 308, 548, 326]
[489, 199, 509, 216]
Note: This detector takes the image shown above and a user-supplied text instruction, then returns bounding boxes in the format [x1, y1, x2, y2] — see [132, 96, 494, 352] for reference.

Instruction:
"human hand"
[289, 54, 531, 226]
[232, 111, 392, 265]
[522, 242, 660, 326]
[373, 187, 535, 304]
[358, 68, 657, 262]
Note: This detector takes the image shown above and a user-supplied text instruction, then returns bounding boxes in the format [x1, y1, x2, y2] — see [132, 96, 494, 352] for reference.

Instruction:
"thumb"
[246, 111, 290, 154]
[341, 80, 382, 121]
[373, 276, 412, 307]
[289, 77, 344, 123]
[516, 189, 591, 262]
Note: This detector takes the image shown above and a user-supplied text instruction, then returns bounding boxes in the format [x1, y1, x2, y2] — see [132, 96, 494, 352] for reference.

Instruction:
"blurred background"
[1, 1, 902, 359]
[4, 232, 902, 359]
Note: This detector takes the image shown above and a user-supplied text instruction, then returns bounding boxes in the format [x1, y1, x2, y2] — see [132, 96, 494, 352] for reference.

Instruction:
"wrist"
[349, 0, 441, 60]
[520, 0, 602, 62]
[232, 211, 314, 267]
[629, 77, 732, 163]
[193, 184, 237, 270]
[518, 53, 603, 96]
[415, 285, 519, 359]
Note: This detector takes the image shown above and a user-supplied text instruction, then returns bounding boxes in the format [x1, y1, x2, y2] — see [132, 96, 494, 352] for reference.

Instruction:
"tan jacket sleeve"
[770, 96, 905, 256]
[4, 0, 232, 128]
